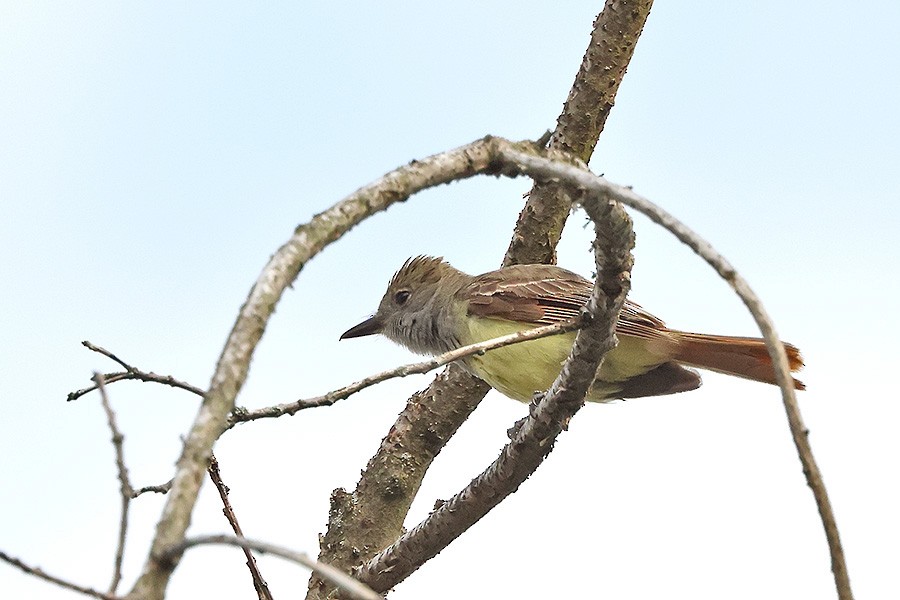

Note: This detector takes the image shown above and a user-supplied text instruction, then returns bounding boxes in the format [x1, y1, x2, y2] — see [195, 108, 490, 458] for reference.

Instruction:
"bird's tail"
[670, 332, 805, 390]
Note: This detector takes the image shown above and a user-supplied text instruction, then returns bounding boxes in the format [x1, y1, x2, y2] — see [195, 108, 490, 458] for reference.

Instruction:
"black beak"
[340, 315, 384, 340]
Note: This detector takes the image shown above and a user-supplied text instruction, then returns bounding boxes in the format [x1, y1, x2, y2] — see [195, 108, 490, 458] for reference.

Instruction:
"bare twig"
[0, 550, 119, 600]
[75, 326, 577, 431]
[68, 341, 205, 402]
[132, 480, 174, 498]
[162, 536, 382, 600]
[87, 341, 132, 371]
[207, 454, 273, 600]
[230, 319, 580, 426]
[93, 373, 132, 596]
[356, 176, 635, 591]
[497, 147, 853, 600]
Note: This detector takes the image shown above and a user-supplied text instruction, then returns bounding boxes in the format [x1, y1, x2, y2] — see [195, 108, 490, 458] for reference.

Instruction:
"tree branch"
[230, 320, 580, 426]
[503, 0, 654, 266]
[497, 146, 854, 600]
[68, 341, 206, 402]
[161, 536, 382, 600]
[207, 455, 274, 600]
[132, 480, 173, 498]
[93, 373, 133, 596]
[0, 550, 119, 600]
[74, 326, 583, 434]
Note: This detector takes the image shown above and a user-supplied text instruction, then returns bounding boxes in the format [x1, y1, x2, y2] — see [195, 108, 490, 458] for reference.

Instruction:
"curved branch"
[0, 550, 118, 600]
[126, 136, 541, 600]
[122, 134, 846, 600]
[497, 147, 853, 600]
[163, 536, 381, 600]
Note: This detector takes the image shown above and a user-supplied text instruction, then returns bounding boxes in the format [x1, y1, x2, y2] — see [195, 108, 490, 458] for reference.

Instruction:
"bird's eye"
[394, 290, 411, 306]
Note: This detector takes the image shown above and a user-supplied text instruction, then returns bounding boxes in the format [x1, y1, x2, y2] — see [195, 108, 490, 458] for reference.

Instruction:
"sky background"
[2, 2, 898, 599]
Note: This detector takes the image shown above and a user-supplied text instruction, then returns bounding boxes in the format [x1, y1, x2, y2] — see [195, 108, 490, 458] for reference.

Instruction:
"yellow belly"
[461, 316, 669, 402]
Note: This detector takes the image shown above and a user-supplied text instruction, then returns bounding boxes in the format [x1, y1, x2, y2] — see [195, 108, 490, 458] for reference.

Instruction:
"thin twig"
[132, 479, 174, 498]
[93, 373, 132, 596]
[69, 341, 205, 402]
[75, 323, 576, 428]
[85, 341, 132, 370]
[230, 319, 580, 426]
[498, 146, 853, 600]
[0, 550, 119, 600]
[162, 536, 382, 600]
[207, 454, 274, 600]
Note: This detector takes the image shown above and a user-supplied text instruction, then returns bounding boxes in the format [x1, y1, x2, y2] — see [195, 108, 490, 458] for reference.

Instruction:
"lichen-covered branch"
[503, 0, 654, 267]
[163, 536, 382, 600]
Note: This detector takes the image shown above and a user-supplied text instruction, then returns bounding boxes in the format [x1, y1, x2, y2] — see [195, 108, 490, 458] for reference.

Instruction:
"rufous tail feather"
[671, 332, 805, 390]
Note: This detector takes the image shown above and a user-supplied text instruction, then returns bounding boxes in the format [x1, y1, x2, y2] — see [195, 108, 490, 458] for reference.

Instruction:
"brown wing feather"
[465, 265, 589, 324]
[464, 265, 669, 339]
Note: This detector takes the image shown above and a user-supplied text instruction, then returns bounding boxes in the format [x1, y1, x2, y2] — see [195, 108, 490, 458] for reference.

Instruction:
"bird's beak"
[340, 315, 384, 340]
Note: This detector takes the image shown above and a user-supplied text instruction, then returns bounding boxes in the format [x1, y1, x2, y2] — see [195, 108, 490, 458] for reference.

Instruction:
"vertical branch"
[93, 373, 133, 596]
[504, 0, 654, 266]
[308, 366, 489, 599]
[207, 454, 274, 600]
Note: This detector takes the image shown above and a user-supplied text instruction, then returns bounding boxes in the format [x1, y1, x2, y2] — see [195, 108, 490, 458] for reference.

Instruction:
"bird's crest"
[391, 255, 449, 288]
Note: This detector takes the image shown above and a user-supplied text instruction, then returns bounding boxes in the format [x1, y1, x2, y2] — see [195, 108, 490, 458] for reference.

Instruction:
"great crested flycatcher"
[340, 256, 804, 402]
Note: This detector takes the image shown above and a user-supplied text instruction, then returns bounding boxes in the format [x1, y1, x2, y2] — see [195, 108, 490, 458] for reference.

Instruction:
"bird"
[341, 256, 804, 402]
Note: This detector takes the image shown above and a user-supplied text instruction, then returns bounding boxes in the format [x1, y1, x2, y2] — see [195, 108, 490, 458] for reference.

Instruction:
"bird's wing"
[463, 265, 668, 338]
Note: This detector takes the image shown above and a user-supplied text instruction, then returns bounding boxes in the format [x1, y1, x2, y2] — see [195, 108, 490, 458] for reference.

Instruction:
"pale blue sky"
[2, 2, 897, 599]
